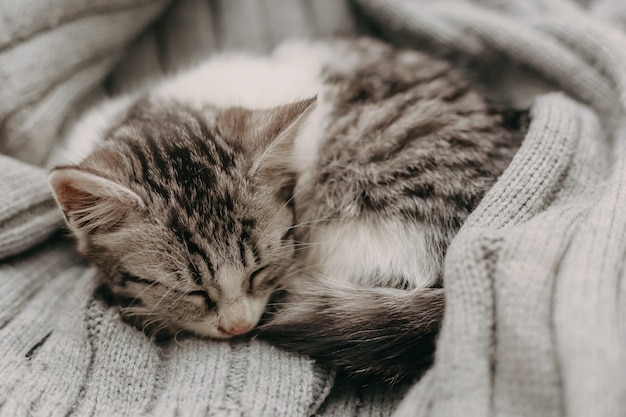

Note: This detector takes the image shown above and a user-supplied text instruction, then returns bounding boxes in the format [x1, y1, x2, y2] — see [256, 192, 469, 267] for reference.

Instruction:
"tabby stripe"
[251, 243, 261, 265]
[238, 238, 248, 268]
[370, 120, 443, 163]
[366, 97, 419, 136]
[412, 66, 452, 87]
[441, 85, 469, 102]
[185, 233, 218, 280]
[186, 237, 211, 269]
[146, 138, 171, 189]
[206, 258, 216, 279]
[241, 218, 256, 230]
[281, 228, 294, 242]
[189, 261, 203, 285]
[169, 214, 216, 279]
[213, 138, 236, 171]
[194, 112, 237, 170]
[127, 141, 169, 198]
[191, 131, 218, 170]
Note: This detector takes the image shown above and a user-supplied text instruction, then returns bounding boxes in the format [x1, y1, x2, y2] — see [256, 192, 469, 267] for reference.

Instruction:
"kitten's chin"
[184, 320, 256, 339]
[184, 321, 232, 339]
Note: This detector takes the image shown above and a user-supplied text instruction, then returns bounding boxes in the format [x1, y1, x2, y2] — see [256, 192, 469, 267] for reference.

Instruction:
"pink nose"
[222, 324, 252, 336]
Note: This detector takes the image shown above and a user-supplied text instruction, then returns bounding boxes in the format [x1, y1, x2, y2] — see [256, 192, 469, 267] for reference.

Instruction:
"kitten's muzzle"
[220, 324, 253, 336]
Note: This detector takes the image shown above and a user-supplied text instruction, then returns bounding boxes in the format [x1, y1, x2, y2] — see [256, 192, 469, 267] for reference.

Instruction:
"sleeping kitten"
[49, 38, 525, 382]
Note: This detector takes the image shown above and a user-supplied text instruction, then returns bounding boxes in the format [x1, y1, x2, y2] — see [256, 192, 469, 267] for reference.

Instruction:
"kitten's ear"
[49, 167, 145, 239]
[251, 97, 317, 181]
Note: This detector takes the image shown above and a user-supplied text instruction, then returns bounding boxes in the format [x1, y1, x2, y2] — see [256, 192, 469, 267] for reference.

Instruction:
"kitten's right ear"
[49, 167, 145, 239]
[251, 97, 317, 182]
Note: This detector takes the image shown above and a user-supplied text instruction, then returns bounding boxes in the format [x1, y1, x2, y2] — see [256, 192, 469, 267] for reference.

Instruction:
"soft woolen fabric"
[354, 1, 626, 416]
[1, 0, 625, 416]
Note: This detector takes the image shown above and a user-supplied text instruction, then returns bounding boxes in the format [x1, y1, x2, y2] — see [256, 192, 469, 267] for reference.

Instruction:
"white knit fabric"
[1, 0, 625, 416]
[353, 1, 626, 416]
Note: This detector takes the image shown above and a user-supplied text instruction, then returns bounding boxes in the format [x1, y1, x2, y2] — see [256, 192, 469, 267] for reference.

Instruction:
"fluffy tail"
[258, 282, 445, 384]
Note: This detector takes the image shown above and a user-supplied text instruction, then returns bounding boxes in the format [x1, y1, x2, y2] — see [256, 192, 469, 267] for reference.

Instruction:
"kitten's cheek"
[248, 295, 271, 326]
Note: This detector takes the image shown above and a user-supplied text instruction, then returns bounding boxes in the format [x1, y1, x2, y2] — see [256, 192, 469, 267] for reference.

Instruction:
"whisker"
[119, 309, 160, 318]
[173, 329, 187, 346]
[142, 317, 164, 333]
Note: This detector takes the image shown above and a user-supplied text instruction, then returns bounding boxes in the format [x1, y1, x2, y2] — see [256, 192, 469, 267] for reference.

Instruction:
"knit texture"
[353, 0, 626, 416]
[1, 0, 625, 416]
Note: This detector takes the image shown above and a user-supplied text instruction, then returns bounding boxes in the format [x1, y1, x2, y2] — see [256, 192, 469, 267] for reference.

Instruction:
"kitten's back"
[49, 38, 526, 382]
[291, 38, 522, 288]
[261, 39, 526, 382]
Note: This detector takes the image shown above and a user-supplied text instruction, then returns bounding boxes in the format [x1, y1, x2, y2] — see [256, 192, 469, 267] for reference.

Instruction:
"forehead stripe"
[125, 141, 158, 194]
[251, 242, 261, 265]
[238, 237, 248, 268]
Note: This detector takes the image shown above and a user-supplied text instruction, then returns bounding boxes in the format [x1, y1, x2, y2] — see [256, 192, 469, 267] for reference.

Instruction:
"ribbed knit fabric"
[353, 1, 626, 416]
[0, 1, 352, 416]
[0, 240, 334, 417]
[0, 156, 64, 260]
[2, 0, 626, 416]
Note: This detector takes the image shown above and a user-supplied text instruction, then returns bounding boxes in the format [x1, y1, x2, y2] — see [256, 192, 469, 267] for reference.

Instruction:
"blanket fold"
[1, 0, 626, 416]
[354, 1, 626, 416]
[0, 155, 64, 260]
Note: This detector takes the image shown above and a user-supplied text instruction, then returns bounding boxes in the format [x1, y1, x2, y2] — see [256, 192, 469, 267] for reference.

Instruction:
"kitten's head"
[49, 97, 315, 339]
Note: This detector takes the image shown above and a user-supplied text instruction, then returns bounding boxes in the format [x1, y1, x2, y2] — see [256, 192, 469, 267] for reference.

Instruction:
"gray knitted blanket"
[1, 0, 625, 416]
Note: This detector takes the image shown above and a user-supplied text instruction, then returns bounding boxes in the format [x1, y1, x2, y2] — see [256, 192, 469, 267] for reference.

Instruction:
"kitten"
[49, 38, 525, 382]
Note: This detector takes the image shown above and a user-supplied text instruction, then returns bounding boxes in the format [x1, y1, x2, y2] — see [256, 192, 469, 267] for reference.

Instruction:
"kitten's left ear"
[251, 96, 317, 181]
[49, 167, 146, 242]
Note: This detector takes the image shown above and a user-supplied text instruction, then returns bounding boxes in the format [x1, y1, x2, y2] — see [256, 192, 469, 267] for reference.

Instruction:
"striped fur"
[49, 38, 525, 381]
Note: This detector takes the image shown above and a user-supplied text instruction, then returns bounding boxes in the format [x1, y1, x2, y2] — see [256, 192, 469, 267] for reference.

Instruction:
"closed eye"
[262, 274, 281, 288]
[188, 290, 216, 311]
[248, 266, 268, 293]
[120, 272, 158, 287]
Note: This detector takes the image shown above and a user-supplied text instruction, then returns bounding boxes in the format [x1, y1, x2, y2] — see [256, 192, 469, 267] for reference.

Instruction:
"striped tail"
[258, 282, 445, 384]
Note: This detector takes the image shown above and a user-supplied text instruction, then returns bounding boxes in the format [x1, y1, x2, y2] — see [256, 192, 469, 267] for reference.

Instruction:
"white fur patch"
[154, 40, 332, 110]
[47, 94, 136, 167]
[50, 41, 335, 167]
[297, 219, 440, 289]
